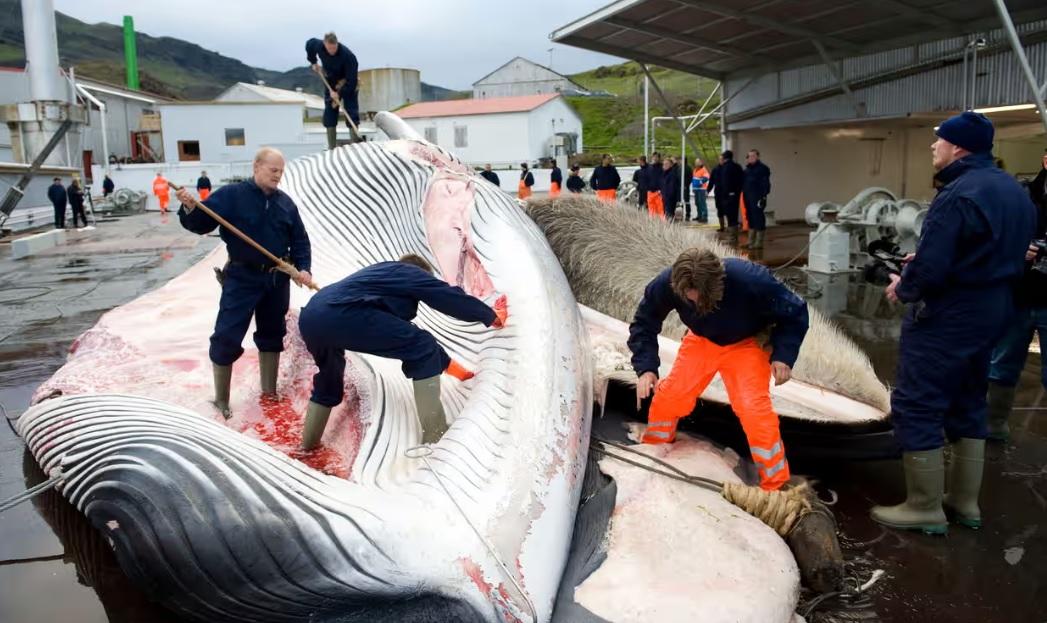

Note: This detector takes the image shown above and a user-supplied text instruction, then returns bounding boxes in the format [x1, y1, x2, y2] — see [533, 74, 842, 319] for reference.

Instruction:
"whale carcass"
[17, 116, 592, 622]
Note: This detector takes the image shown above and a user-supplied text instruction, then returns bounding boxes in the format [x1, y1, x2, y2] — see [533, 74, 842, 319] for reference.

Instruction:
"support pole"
[643, 74, 650, 158]
[640, 63, 704, 165]
[812, 40, 862, 117]
[123, 16, 139, 91]
[992, 0, 1047, 136]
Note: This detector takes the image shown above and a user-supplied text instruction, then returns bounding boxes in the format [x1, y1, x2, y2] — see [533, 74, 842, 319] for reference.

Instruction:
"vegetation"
[567, 61, 722, 165]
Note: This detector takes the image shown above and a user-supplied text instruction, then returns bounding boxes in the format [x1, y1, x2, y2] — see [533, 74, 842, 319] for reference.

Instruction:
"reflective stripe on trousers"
[643, 331, 790, 490]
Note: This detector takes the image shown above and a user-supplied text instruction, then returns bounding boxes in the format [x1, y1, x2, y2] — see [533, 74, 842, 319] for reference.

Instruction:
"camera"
[1031, 239, 1047, 275]
[862, 239, 908, 286]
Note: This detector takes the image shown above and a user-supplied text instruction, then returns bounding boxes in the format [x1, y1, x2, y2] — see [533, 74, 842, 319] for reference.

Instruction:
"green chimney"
[123, 15, 139, 90]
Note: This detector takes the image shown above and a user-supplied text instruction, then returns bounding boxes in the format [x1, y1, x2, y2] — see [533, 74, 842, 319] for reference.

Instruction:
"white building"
[216, 82, 326, 122]
[396, 94, 582, 168]
[473, 57, 588, 99]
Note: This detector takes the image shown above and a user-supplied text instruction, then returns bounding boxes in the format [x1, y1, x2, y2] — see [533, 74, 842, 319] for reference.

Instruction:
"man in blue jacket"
[628, 248, 809, 490]
[47, 177, 67, 229]
[706, 150, 744, 244]
[298, 255, 508, 449]
[742, 149, 771, 250]
[659, 157, 680, 221]
[871, 112, 1036, 534]
[175, 147, 313, 418]
[306, 32, 359, 149]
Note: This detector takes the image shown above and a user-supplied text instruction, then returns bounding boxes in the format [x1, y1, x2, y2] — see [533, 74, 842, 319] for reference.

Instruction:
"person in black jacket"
[196, 171, 213, 200]
[101, 173, 114, 197]
[742, 149, 772, 250]
[550, 163, 563, 196]
[589, 154, 621, 202]
[706, 150, 744, 245]
[306, 32, 359, 149]
[643, 152, 664, 218]
[659, 158, 680, 220]
[633, 155, 648, 209]
[566, 165, 585, 193]
[986, 147, 1047, 441]
[67, 179, 87, 228]
[47, 177, 67, 229]
[479, 164, 500, 187]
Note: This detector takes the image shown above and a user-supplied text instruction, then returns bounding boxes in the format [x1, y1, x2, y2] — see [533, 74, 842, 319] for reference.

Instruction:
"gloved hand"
[491, 294, 509, 329]
[445, 359, 475, 381]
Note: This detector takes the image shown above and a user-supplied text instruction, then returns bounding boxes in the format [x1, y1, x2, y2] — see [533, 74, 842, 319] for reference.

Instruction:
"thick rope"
[593, 437, 815, 536]
[0, 473, 62, 514]
[722, 481, 813, 537]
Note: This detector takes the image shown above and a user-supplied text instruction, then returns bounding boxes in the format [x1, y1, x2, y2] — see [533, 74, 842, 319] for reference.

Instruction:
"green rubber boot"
[943, 438, 985, 529]
[259, 351, 279, 396]
[212, 363, 232, 419]
[325, 126, 337, 150]
[750, 230, 764, 250]
[870, 448, 948, 535]
[413, 376, 448, 445]
[986, 382, 1016, 442]
[727, 226, 739, 247]
[300, 401, 332, 451]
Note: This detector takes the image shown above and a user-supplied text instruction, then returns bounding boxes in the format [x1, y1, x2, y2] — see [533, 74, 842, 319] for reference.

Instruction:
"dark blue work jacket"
[178, 180, 311, 272]
[305, 38, 358, 93]
[628, 259, 809, 375]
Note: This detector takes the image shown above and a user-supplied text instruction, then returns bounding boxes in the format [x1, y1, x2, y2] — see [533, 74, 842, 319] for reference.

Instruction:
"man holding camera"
[985, 148, 1047, 441]
[872, 112, 1036, 534]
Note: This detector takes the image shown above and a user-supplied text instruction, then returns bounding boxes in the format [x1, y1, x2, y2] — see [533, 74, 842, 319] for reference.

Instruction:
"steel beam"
[992, 0, 1047, 136]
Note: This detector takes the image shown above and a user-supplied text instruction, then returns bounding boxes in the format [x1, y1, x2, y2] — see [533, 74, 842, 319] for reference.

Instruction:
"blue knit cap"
[935, 111, 994, 153]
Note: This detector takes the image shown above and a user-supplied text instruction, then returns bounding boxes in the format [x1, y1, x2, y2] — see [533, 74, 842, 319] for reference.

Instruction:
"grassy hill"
[0, 0, 457, 100]
[567, 61, 722, 164]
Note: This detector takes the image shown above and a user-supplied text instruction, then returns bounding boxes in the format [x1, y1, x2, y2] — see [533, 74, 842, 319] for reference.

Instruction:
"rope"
[0, 473, 62, 515]
[591, 437, 815, 536]
[772, 223, 832, 273]
[404, 445, 537, 622]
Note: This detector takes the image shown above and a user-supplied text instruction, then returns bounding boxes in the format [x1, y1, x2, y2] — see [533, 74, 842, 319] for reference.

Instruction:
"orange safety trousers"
[643, 332, 790, 490]
[157, 193, 170, 212]
[549, 182, 561, 197]
[596, 188, 617, 203]
[646, 191, 664, 219]
[518, 180, 532, 200]
[199, 188, 211, 201]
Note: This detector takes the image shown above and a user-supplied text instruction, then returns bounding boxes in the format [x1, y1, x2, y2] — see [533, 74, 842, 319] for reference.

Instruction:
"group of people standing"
[47, 177, 88, 229]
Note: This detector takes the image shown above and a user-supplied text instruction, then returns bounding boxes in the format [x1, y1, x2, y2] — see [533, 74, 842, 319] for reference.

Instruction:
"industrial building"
[473, 57, 589, 98]
[552, 0, 1047, 222]
[397, 93, 583, 168]
[216, 81, 326, 122]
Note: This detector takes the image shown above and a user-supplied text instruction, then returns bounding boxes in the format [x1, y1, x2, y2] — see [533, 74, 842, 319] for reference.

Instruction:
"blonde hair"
[399, 253, 433, 274]
[323, 32, 338, 44]
[254, 147, 285, 164]
[670, 248, 724, 315]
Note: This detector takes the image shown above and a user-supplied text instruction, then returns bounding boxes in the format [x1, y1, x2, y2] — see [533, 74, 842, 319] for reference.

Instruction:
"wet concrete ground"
[0, 218, 1044, 622]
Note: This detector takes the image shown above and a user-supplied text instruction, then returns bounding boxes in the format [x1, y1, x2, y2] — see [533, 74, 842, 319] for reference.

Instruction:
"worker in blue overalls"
[871, 112, 1036, 534]
[306, 32, 359, 149]
[176, 147, 313, 418]
[298, 255, 508, 449]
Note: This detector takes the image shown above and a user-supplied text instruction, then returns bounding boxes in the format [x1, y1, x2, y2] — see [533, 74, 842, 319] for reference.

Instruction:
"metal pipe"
[21, 0, 63, 102]
[812, 39, 863, 117]
[970, 40, 979, 110]
[962, 44, 969, 110]
[643, 75, 650, 157]
[75, 84, 110, 176]
[640, 63, 705, 162]
[686, 81, 721, 133]
[992, 0, 1047, 136]
[123, 16, 139, 90]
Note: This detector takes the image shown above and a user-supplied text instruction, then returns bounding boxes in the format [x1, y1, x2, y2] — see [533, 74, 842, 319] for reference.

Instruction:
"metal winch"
[804, 187, 928, 274]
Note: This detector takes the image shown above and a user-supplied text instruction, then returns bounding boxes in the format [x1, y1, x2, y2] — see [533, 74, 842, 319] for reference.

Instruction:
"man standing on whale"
[176, 147, 313, 417]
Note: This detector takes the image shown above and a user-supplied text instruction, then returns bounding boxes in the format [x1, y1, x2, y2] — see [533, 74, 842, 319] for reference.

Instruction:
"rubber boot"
[213, 363, 232, 419]
[986, 382, 1016, 442]
[717, 214, 726, 232]
[870, 448, 948, 535]
[413, 375, 448, 444]
[750, 230, 764, 250]
[727, 226, 740, 247]
[259, 351, 279, 396]
[943, 438, 985, 529]
[300, 401, 332, 451]
[325, 126, 337, 150]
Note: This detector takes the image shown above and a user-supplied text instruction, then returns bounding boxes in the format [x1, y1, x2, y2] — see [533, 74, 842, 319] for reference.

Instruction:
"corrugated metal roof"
[224, 82, 326, 109]
[551, 0, 1047, 79]
[397, 94, 560, 118]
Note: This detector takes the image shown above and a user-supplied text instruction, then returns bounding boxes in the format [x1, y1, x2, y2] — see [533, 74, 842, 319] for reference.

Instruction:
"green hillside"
[567, 62, 722, 165]
[0, 0, 457, 100]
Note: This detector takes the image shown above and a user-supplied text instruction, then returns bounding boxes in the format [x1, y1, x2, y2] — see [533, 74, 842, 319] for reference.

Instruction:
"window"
[454, 126, 468, 148]
[225, 128, 245, 146]
[177, 140, 201, 161]
[424, 127, 437, 143]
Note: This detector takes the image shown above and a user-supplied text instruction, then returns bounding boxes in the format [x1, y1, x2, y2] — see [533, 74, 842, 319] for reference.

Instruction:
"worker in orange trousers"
[518, 163, 534, 200]
[152, 172, 170, 213]
[628, 249, 809, 490]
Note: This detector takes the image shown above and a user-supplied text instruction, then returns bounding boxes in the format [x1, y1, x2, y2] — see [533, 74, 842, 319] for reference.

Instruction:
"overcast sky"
[52, 0, 624, 89]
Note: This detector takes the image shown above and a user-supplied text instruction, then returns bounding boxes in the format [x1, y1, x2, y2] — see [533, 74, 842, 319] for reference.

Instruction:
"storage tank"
[358, 68, 421, 115]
